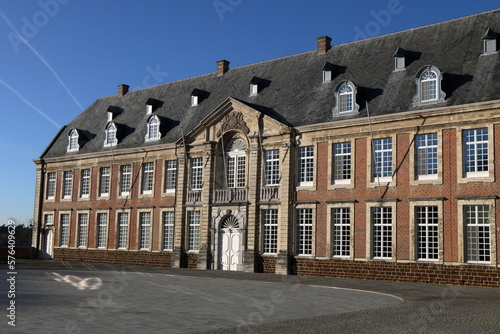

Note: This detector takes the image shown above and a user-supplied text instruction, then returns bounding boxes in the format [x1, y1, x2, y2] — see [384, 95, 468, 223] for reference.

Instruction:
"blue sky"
[1, 0, 498, 226]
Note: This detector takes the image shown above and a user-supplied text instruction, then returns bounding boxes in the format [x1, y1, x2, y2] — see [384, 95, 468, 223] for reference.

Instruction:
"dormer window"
[322, 62, 334, 83]
[333, 80, 359, 114]
[393, 47, 407, 71]
[67, 129, 79, 152]
[191, 94, 199, 107]
[482, 28, 497, 55]
[413, 65, 446, 106]
[249, 77, 264, 96]
[146, 104, 153, 115]
[104, 122, 117, 147]
[250, 83, 258, 96]
[145, 115, 161, 142]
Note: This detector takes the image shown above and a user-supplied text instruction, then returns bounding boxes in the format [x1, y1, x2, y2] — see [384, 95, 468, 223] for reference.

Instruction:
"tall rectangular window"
[333, 142, 351, 183]
[188, 211, 200, 251]
[46, 172, 56, 199]
[416, 206, 439, 260]
[332, 207, 351, 257]
[296, 208, 313, 255]
[263, 209, 278, 254]
[465, 205, 491, 263]
[265, 150, 280, 186]
[80, 169, 90, 197]
[44, 214, 54, 226]
[372, 207, 392, 259]
[142, 162, 154, 194]
[298, 146, 314, 186]
[60, 213, 70, 246]
[164, 160, 177, 193]
[463, 128, 488, 177]
[139, 212, 151, 250]
[97, 213, 108, 248]
[163, 211, 175, 250]
[190, 158, 203, 190]
[415, 133, 438, 180]
[77, 213, 88, 247]
[117, 212, 129, 249]
[99, 167, 110, 196]
[373, 138, 392, 181]
[62, 171, 73, 199]
[120, 165, 131, 195]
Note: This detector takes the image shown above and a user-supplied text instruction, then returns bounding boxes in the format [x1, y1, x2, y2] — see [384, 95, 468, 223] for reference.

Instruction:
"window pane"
[373, 138, 392, 179]
[263, 209, 278, 254]
[165, 160, 177, 192]
[163, 212, 175, 250]
[139, 212, 151, 249]
[117, 212, 129, 249]
[372, 207, 392, 258]
[296, 208, 313, 255]
[465, 205, 491, 262]
[77, 213, 88, 247]
[299, 146, 314, 184]
[120, 165, 131, 194]
[415, 133, 438, 178]
[416, 206, 439, 260]
[97, 213, 108, 248]
[265, 150, 280, 186]
[188, 211, 200, 250]
[464, 128, 488, 175]
[332, 208, 350, 257]
[99, 167, 110, 195]
[333, 142, 351, 181]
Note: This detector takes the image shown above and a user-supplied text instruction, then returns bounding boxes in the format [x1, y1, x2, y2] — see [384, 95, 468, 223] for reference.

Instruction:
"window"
[250, 83, 258, 96]
[334, 81, 358, 114]
[117, 212, 129, 249]
[188, 211, 200, 251]
[141, 162, 154, 194]
[62, 171, 73, 199]
[332, 207, 351, 257]
[104, 122, 117, 147]
[97, 213, 108, 248]
[413, 66, 445, 106]
[227, 139, 246, 188]
[415, 133, 438, 180]
[145, 115, 160, 141]
[333, 142, 351, 184]
[484, 39, 497, 54]
[67, 129, 79, 152]
[77, 213, 88, 247]
[372, 207, 392, 259]
[163, 211, 175, 250]
[46, 172, 56, 199]
[99, 167, 110, 196]
[139, 212, 151, 250]
[420, 70, 437, 101]
[44, 214, 54, 226]
[416, 206, 439, 260]
[190, 158, 203, 190]
[59, 213, 70, 247]
[323, 70, 332, 83]
[120, 165, 131, 195]
[298, 146, 314, 186]
[465, 205, 491, 263]
[395, 56, 405, 70]
[265, 150, 280, 186]
[463, 128, 488, 177]
[263, 209, 278, 254]
[373, 138, 392, 182]
[191, 94, 199, 107]
[80, 169, 90, 197]
[164, 160, 177, 193]
[296, 208, 313, 256]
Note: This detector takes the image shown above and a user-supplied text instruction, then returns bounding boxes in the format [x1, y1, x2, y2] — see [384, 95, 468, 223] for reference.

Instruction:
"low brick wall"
[256, 255, 276, 274]
[295, 258, 500, 288]
[187, 253, 198, 269]
[54, 248, 172, 267]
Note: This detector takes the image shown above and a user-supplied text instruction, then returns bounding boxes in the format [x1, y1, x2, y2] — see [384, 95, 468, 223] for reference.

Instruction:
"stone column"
[172, 151, 187, 268]
[244, 138, 260, 272]
[197, 145, 215, 270]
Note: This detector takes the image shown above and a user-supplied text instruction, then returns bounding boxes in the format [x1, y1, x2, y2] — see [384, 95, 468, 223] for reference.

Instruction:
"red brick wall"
[187, 253, 198, 269]
[256, 255, 276, 273]
[54, 248, 172, 267]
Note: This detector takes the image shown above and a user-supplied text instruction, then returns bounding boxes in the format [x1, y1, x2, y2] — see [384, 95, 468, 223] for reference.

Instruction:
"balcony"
[186, 190, 201, 203]
[261, 186, 279, 201]
[213, 188, 247, 203]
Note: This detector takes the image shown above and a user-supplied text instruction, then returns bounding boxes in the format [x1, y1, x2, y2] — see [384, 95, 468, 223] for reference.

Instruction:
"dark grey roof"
[40, 9, 500, 159]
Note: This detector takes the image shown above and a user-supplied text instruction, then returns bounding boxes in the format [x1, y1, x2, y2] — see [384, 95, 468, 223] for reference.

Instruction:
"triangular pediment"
[180, 97, 290, 145]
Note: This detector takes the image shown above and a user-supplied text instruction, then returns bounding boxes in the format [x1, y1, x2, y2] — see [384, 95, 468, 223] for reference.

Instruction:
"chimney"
[118, 84, 129, 97]
[217, 59, 230, 76]
[317, 36, 332, 55]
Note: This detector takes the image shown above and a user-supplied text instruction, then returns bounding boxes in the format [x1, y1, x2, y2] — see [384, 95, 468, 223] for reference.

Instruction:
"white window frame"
[46, 172, 56, 199]
[413, 65, 445, 106]
[394, 56, 405, 71]
[67, 129, 79, 152]
[250, 83, 258, 96]
[463, 128, 489, 178]
[187, 211, 200, 251]
[415, 133, 438, 180]
[104, 122, 118, 147]
[333, 80, 359, 114]
[80, 168, 90, 198]
[409, 199, 444, 262]
[264, 149, 280, 186]
[332, 142, 352, 185]
[262, 209, 278, 254]
[62, 171, 73, 199]
[145, 115, 161, 142]
[295, 207, 314, 256]
[117, 211, 129, 249]
[96, 212, 108, 249]
[77, 212, 88, 248]
[190, 157, 203, 190]
[191, 94, 199, 107]
[226, 139, 246, 188]
[297, 146, 314, 187]
[99, 167, 110, 197]
[162, 211, 175, 251]
[366, 202, 397, 260]
[138, 211, 152, 250]
[164, 160, 177, 193]
[141, 162, 154, 195]
[329, 206, 353, 258]
[120, 165, 131, 196]
[59, 213, 70, 247]
[371, 137, 393, 184]
[457, 124, 494, 183]
[483, 38, 497, 55]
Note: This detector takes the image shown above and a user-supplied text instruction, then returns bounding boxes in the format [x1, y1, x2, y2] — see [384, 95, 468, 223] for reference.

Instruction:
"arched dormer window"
[226, 139, 246, 188]
[145, 115, 161, 142]
[413, 65, 446, 106]
[67, 128, 79, 152]
[104, 122, 117, 147]
[333, 80, 359, 115]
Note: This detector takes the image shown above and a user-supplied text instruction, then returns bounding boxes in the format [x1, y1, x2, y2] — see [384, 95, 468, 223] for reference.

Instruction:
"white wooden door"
[45, 229, 54, 259]
[220, 229, 240, 271]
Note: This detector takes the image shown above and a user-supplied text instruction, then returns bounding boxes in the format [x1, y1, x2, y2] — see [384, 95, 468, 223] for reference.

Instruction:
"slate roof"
[40, 9, 500, 159]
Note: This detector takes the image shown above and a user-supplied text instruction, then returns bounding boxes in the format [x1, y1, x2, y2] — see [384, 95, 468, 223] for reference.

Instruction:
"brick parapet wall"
[256, 255, 276, 274]
[187, 253, 198, 269]
[54, 248, 172, 267]
[295, 258, 500, 288]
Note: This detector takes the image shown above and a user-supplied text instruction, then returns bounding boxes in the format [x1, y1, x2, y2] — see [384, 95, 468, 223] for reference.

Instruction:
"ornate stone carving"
[216, 112, 250, 137]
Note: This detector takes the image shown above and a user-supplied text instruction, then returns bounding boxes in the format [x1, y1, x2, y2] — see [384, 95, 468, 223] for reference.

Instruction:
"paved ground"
[2, 261, 500, 333]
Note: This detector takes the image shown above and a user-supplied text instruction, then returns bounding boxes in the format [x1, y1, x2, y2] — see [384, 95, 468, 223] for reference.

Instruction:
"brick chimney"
[317, 36, 332, 54]
[217, 60, 230, 76]
[118, 84, 129, 97]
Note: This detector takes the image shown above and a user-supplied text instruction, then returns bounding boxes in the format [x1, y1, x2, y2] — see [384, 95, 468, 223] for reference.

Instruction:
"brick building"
[33, 9, 500, 287]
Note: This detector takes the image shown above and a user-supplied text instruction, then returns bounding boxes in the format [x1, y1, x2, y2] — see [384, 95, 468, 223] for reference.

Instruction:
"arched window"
[104, 122, 117, 147]
[413, 65, 445, 106]
[333, 80, 359, 115]
[145, 115, 161, 142]
[226, 139, 246, 188]
[67, 129, 79, 152]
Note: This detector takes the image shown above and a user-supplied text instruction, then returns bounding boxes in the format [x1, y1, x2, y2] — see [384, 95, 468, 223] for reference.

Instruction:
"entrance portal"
[219, 215, 242, 271]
